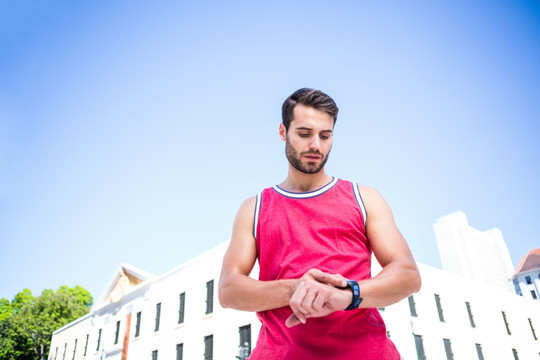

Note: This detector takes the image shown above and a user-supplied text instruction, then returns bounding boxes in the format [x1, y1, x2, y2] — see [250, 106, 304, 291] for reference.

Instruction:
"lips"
[304, 154, 321, 161]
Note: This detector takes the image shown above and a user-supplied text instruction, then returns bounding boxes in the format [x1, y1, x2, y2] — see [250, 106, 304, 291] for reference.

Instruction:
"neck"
[279, 166, 332, 193]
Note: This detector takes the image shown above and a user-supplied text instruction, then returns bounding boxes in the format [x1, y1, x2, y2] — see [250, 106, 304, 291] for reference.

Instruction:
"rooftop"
[515, 248, 540, 274]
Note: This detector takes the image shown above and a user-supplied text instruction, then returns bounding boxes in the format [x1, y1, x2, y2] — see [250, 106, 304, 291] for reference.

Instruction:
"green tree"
[0, 286, 92, 360]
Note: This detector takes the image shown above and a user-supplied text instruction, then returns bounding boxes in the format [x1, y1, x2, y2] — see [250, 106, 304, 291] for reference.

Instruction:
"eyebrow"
[295, 127, 333, 133]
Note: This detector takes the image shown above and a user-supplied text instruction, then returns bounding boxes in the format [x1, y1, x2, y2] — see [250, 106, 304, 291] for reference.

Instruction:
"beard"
[285, 137, 330, 174]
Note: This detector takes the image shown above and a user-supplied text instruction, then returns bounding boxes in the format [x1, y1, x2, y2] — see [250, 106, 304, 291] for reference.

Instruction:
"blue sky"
[1, 0, 539, 301]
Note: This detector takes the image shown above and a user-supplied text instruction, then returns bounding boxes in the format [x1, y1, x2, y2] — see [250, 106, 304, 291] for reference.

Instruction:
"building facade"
[50, 240, 540, 360]
[433, 211, 515, 293]
[49, 242, 259, 360]
[378, 263, 540, 359]
[512, 248, 540, 301]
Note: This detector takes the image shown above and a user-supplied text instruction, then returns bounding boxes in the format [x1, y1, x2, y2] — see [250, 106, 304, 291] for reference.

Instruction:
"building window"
[84, 334, 89, 356]
[443, 338, 454, 360]
[435, 294, 445, 322]
[512, 348, 519, 360]
[529, 318, 538, 340]
[176, 343, 183, 360]
[54, 347, 58, 360]
[513, 279, 523, 296]
[135, 311, 142, 337]
[178, 292, 186, 324]
[475, 343, 485, 360]
[155, 303, 161, 331]
[62, 343, 67, 360]
[206, 280, 214, 314]
[465, 301, 476, 328]
[72, 339, 77, 360]
[408, 295, 418, 317]
[414, 334, 426, 360]
[238, 324, 251, 359]
[532, 290, 538, 299]
[502, 311, 511, 335]
[204, 335, 213, 360]
[114, 320, 121, 344]
[526, 276, 532, 284]
[151, 350, 158, 360]
[96, 328, 102, 351]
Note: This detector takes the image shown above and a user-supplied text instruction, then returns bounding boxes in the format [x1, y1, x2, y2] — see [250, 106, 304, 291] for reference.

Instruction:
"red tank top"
[251, 178, 400, 360]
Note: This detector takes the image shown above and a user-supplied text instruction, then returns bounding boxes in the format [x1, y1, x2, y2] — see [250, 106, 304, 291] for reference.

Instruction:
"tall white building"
[433, 211, 515, 292]
[50, 240, 540, 360]
[512, 248, 540, 301]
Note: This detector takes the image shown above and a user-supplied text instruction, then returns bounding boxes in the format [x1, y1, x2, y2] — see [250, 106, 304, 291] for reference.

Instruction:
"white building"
[433, 211, 515, 293]
[378, 263, 540, 359]
[50, 240, 540, 360]
[512, 248, 540, 301]
[49, 242, 259, 360]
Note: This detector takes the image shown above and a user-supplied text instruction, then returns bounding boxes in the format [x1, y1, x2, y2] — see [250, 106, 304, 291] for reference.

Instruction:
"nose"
[309, 136, 321, 151]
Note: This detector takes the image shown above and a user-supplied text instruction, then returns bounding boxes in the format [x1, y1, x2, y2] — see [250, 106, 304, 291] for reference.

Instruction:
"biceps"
[222, 198, 258, 276]
[367, 210, 414, 268]
[222, 236, 257, 276]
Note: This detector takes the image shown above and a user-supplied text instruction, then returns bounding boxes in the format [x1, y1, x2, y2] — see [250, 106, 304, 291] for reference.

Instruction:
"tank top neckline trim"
[272, 177, 339, 199]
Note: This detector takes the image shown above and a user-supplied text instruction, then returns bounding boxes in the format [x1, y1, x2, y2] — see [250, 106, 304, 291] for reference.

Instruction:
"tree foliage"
[0, 286, 92, 360]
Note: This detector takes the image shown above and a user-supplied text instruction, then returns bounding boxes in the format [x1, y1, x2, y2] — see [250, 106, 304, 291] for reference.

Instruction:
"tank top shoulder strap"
[253, 192, 262, 239]
[351, 181, 367, 228]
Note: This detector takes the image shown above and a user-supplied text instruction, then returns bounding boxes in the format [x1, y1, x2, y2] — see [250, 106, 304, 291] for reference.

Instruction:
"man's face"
[280, 104, 334, 174]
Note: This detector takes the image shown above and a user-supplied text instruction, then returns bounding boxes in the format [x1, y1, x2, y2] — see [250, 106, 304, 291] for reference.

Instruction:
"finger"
[311, 290, 326, 312]
[300, 287, 319, 315]
[285, 314, 303, 328]
[310, 270, 347, 288]
[289, 286, 309, 323]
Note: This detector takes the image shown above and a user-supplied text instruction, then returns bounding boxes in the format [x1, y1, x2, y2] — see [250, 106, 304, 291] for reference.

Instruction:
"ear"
[279, 123, 287, 142]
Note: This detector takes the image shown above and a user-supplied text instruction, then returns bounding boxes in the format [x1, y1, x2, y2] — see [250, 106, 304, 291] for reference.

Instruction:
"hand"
[286, 269, 352, 328]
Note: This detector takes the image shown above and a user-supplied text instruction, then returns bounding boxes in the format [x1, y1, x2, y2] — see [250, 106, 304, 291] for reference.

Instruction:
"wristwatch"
[344, 280, 363, 310]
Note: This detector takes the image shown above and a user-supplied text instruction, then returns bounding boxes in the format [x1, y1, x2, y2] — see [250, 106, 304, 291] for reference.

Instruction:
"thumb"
[311, 270, 347, 288]
[285, 314, 303, 328]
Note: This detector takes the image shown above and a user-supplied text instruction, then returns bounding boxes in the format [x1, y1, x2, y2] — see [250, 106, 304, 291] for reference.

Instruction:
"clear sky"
[1, 0, 539, 301]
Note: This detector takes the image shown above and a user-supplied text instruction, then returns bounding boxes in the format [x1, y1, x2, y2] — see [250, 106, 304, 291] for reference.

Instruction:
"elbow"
[217, 278, 233, 309]
[218, 293, 231, 309]
[410, 266, 422, 294]
[217, 285, 229, 309]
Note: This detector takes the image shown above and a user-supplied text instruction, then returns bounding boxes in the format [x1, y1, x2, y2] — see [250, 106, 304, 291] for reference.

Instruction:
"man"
[219, 88, 421, 359]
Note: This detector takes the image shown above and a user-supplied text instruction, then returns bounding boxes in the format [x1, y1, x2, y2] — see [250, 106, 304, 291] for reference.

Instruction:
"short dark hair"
[281, 88, 339, 130]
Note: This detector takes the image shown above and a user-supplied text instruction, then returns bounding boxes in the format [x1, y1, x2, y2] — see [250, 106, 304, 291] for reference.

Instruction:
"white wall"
[380, 263, 540, 360]
[50, 241, 260, 360]
[51, 240, 540, 360]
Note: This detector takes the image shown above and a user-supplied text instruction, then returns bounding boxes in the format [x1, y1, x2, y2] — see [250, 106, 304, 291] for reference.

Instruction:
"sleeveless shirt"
[250, 178, 400, 360]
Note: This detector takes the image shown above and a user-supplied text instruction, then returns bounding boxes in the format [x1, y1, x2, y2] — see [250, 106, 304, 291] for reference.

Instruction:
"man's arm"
[356, 186, 421, 308]
[218, 197, 348, 314]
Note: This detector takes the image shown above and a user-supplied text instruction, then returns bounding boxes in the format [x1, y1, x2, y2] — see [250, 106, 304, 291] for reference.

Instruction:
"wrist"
[342, 286, 353, 309]
[343, 280, 363, 310]
[284, 278, 298, 302]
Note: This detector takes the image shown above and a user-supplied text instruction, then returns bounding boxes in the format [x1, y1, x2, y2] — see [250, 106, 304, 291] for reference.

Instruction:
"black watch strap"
[344, 280, 363, 310]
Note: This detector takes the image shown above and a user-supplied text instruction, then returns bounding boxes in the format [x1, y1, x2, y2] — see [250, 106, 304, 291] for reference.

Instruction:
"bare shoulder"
[356, 185, 396, 225]
[222, 195, 259, 275]
[357, 185, 379, 198]
[236, 196, 257, 223]
[230, 195, 259, 242]
[357, 185, 388, 207]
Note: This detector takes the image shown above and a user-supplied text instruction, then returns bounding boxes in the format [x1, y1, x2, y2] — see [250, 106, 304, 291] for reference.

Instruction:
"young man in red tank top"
[219, 88, 421, 359]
